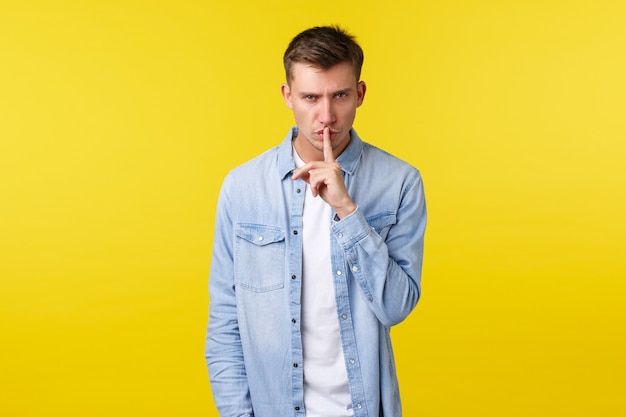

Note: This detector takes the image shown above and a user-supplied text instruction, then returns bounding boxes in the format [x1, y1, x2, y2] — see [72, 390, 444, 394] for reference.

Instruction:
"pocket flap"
[236, 223, 285, 247]
[366, 212, 396, 234]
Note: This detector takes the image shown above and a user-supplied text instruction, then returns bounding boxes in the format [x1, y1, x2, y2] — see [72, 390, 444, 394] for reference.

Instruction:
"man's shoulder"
[218, 144, 286, 197]
[360, 141, 421, 177]
[230, 145, 281, 175]
[227, 129, 294, 180]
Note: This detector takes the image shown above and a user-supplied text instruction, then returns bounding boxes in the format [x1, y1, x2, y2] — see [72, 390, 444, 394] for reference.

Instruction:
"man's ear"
[281, 83, 293, 109]
[356, 80, 367, 107]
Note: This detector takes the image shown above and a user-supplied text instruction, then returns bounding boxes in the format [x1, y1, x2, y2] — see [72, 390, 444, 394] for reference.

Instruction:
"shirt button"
[295, 406, 300, 411]
[258, 236, 263, 241]
[342, 314, 348, 320]
[336, 270, 342, 276]
[296, 188, 301, 193]
[292, 319, 296, 324]
[337, 232, 343, 239]
[352, 265, 358, 272]
[293, 363, 298, 368]
[357, 403, 362, 409]
[349, 358, 355, 365]
[293, 230, 298, 235]
[291, 275, 297, 280]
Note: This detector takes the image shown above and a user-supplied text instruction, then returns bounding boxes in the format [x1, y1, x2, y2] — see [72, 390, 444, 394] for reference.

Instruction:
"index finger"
[323, 127, 334, 163]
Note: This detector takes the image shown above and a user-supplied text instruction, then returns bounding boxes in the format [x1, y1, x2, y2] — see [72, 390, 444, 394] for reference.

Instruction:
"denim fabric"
[206, 128, 427, 417]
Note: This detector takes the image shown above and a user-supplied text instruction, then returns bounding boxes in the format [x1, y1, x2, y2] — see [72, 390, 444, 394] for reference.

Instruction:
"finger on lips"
[323, 127, 334, 163]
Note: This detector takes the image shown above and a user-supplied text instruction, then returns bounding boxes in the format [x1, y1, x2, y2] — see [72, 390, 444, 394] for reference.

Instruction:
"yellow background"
[1, 1, 625, 416]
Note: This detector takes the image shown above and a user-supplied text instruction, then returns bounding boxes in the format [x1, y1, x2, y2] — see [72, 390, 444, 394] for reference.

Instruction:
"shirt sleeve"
[331, 172, 427, 327]
[205, 176, 255, 417]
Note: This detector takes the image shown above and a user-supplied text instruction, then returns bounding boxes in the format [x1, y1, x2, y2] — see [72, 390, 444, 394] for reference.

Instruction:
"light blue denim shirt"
[206, 128, 427, 417]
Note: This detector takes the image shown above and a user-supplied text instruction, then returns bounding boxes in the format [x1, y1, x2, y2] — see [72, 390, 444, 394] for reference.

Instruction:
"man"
[206, 26, 427, 417]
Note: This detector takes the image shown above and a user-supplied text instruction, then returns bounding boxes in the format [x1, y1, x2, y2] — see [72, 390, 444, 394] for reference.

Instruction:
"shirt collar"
[278, 127, 363, 179]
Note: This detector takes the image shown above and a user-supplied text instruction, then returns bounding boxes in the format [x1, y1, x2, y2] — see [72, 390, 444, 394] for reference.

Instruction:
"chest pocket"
[234, 223, 286, 292]
[366, 212, 396, 240]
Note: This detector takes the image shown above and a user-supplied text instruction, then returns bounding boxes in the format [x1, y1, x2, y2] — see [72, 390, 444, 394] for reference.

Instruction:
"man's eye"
[335, 92, 347, 98]
[304, 95, 316, 100]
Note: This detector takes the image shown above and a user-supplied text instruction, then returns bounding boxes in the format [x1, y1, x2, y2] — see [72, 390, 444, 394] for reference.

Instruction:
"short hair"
[283, 26, 364, 84]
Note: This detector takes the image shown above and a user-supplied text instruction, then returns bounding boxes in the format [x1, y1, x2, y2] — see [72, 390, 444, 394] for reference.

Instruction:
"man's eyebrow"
[333, 86, 356, 93]
[299, 87, 356, 96]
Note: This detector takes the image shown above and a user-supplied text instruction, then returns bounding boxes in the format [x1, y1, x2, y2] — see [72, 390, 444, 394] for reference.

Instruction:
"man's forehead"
[289, 62, 358, 87]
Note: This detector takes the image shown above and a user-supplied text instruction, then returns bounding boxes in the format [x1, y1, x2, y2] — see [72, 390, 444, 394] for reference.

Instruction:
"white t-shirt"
[294, 148, 353, 417]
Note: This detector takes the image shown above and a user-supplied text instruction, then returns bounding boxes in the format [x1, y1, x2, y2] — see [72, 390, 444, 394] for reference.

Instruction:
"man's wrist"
[335, 202, 357, 220]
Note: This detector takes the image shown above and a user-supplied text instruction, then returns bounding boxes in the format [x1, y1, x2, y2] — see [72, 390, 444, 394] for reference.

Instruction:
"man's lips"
[315, 129, 338, 139]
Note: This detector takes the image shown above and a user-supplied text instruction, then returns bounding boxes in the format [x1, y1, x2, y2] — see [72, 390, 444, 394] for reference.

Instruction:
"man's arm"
[332, 170, 427, 327]
[205, 178, 254, 416]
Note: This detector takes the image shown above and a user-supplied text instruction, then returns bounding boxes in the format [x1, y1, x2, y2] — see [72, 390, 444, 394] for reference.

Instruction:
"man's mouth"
[316, 129, 338, 139]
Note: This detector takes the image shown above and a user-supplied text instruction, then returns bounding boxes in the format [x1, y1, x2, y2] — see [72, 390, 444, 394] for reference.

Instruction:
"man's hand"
[292, 127, 357, 219]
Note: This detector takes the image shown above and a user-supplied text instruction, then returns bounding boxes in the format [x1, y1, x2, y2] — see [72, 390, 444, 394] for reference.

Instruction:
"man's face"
[281, 62, 366, 162]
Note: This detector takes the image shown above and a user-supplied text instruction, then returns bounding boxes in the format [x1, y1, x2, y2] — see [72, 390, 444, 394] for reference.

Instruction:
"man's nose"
[318, 99, 335, 125]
